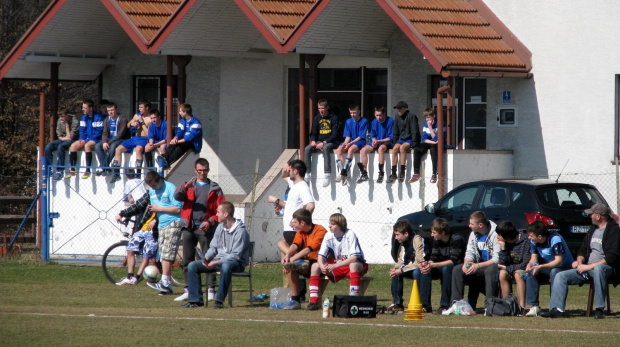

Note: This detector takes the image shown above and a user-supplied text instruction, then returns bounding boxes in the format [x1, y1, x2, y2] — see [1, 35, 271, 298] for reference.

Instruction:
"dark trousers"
[164, 141, 194, 167]
[182, 225, 216, 288]
[451, 263, 498, 309]
[413, 143, 438, 174]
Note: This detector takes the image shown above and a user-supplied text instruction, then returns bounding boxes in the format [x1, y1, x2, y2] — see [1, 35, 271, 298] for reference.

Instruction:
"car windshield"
[535, 186, 605, 209]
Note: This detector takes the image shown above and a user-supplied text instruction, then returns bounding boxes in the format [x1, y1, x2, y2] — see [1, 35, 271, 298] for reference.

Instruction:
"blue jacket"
[421, 120, 446, 143]
[175, 116, 202, 153]
[78, 113, 105, 143]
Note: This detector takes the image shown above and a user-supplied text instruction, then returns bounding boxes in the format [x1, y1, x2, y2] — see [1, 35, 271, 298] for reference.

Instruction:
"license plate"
[570, 225, 590, 233]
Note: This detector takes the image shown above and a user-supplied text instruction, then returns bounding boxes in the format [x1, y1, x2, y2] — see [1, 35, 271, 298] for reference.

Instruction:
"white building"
[1, 0, 617, 261]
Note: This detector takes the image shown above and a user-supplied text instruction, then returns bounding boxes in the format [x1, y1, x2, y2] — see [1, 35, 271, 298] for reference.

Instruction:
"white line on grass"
[15, 312, 620, 335]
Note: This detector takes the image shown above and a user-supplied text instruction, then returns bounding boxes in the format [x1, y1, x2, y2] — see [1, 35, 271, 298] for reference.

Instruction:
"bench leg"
[317, 278, 329, 303]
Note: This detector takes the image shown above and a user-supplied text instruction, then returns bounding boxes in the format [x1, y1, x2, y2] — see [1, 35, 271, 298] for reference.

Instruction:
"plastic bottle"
[366, 129, 371, 144]
[523, 263, 538, 280]
[322, 297, 330, 318]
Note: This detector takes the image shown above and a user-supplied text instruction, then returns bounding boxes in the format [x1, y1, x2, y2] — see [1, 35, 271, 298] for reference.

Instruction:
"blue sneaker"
[53, 172, 64, 181]
[283, 300, 301, 310]
[147, 281, 173, 295]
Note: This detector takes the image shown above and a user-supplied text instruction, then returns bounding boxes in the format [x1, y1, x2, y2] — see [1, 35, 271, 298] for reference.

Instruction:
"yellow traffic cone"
[405, 279, 424, 321]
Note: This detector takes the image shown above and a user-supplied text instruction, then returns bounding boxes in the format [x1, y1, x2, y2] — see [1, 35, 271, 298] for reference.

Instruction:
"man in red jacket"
[172, 158, 225, 302]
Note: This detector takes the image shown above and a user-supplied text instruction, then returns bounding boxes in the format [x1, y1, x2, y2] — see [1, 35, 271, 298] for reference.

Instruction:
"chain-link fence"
[32, 154, 620, 265]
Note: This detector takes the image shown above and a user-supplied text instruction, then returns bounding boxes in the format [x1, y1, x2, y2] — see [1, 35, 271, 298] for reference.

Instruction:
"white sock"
[161, 275, 170, 287]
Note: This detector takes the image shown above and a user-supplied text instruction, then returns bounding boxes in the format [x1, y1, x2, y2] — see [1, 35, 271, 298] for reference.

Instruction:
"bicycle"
[102, 217, 185, 287]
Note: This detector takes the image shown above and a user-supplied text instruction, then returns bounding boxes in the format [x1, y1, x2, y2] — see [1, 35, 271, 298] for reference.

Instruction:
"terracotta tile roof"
[102, 0, 195, 52]
[235, 0, 329, 53]
[379, 0, 532, 75]
[247, 0, 318, 42]
[114, 0, 183, 42]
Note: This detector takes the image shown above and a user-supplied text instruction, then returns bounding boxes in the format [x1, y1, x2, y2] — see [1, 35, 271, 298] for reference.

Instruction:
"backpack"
[484, 295, 522, 316]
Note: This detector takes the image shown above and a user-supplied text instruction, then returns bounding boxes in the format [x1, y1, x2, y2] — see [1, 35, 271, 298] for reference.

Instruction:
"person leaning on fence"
[335, 104, 368, 186]
[172, 158, 225, 303]
[421, 217, 466, 314]
[123, 169, 146, 204]
[303, 99, 339, 187]
[114, 191, 158, 285]
[94, 101, 130, 176]
[271, 160, 315, 300]
[143, 170, 183, 296]
[542, 203, 620, 319]
[109, 100, 152, 182]
[306, 213, 369, 311]
[451, 211, 500, 309]
[388, 219, 431, 313]
[47, 107, 80, 181]
[388, 101, 420, 183]
[281, 208, 327, 310]
[496, 220, 530, 311]
[66, 99, 105, 179]
[522, 220, 574, 317]
[182, 201, 250, 309]
[358, 106, 393, 184]
[159, 103, 203, 170]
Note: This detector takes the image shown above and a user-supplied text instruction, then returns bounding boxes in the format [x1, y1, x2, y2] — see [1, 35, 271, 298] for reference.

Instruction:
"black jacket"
[578, 218, 620, 285]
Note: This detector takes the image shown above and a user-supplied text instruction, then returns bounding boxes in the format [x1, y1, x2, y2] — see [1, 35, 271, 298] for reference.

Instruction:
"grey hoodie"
[464, 220, 500, 264]
[205, 218, 250, 268]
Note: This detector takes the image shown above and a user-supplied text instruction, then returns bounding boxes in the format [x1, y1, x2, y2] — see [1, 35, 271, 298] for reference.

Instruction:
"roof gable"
[234, 0, 330, 53]
[377, 0, 532, 75]
[101, 0, 196, 53]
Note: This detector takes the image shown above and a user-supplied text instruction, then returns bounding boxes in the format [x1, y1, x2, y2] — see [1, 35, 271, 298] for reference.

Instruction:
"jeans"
[391, 268, 431, 307]
[94, 138, 124, 168]
[182, 226, 216, 288]
[304, 143, 337, 174]
[451, 263, 498, 309]
[525, 266, 567, 307]
[425, 265, 454, 308]
[187, 259, 244, 303]
[549, 265, 613, 311]
[45, 139, 73, 171]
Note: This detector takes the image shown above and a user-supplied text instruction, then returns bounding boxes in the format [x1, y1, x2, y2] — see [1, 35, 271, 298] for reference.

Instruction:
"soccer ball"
[143, 265, 161, 283]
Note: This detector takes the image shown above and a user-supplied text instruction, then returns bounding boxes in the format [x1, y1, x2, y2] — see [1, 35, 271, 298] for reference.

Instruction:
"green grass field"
[1, 256, 618, 346]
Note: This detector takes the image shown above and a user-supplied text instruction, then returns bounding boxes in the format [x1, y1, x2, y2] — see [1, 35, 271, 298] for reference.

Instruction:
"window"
[463, 78, 487, 149]
[439, 186, 478, 213]
[287, 67, 387, 148]
[497, 106, 517, 127]
[535, 187, 605, 209]
[133, 75, 178, 120]
[478, 186, 507, 209]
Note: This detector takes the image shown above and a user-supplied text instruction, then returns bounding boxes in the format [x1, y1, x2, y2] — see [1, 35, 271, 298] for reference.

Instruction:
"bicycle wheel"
[102, 241, 143, 284]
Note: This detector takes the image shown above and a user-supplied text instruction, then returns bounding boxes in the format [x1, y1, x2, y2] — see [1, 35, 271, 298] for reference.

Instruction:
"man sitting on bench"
[307, 213, 369, 311]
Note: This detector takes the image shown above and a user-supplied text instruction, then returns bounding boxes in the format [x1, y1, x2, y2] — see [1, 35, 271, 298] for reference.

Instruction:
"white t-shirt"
[124, 178, 147, 201]
[318, 229, 366, 263]
[282, 180, 314, 231]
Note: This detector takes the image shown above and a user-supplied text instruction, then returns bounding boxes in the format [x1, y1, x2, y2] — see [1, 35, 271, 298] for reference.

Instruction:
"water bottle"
[523, 263, 538, 280]
[366, 129, 371, 144]
[322, 297, 330, 318]
[581, 272, 589, 281]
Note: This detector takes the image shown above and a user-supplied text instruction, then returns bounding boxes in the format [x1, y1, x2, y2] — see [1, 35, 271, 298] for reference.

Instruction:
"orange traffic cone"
[405, 279, 424, 321]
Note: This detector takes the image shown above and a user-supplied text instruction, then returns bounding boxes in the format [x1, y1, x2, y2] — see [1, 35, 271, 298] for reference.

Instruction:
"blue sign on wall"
[503, 91, 511, 104]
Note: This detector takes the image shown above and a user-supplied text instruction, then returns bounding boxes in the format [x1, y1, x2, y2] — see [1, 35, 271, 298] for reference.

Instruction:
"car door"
[477, 185, 509, 224]
[435, 185, 481, 236]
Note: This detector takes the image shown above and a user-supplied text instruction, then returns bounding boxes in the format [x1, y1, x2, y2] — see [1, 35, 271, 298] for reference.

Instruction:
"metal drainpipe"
[436, 83, 451, 199]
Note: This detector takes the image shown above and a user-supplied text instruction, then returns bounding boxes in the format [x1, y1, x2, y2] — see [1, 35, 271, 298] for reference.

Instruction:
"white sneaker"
[304, 173, 311, 183]
[525, 305, 541, 317]
[322, 174, 331, 187]
[174, 289, 189, 302]
[207, 288, 215, 301]
[116, 277, 137, 286]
